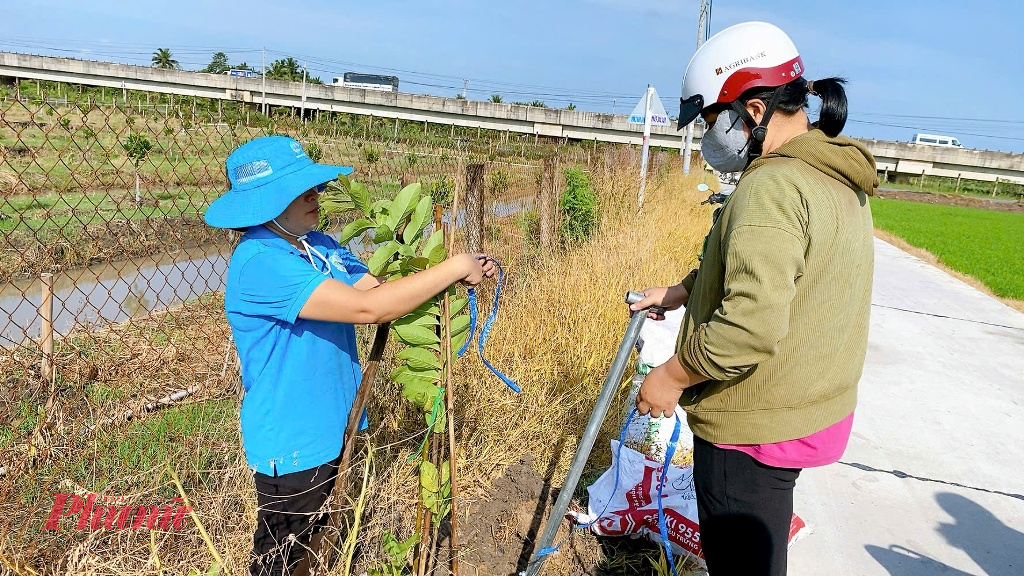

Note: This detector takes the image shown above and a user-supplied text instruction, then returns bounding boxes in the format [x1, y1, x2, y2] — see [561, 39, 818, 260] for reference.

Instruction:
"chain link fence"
[0, 78, 677, 572]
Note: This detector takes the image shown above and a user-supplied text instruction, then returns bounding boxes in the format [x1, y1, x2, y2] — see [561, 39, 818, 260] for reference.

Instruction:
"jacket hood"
[746, 129, 879, 194]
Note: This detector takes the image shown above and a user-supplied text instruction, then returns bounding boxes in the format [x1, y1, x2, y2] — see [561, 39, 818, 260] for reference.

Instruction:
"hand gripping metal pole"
[524, 291, 657, 576]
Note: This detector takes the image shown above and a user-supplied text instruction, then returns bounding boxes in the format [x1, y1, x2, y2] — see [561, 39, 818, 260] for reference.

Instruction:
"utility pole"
[300, 62, 307, 121]
[461, 79, 468, 99]
[261, 47, 267, 116]
[682, 0, 711, 173]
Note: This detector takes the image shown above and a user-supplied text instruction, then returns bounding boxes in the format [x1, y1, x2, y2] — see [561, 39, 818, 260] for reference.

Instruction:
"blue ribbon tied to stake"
[456, 257, 521, 393]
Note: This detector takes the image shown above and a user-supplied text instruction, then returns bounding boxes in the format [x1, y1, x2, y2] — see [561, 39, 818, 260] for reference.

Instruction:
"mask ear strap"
[730, 85, 787, 165]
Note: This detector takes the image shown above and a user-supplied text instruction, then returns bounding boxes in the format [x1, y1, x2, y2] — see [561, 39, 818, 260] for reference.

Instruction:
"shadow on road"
[935, 492, 1024, 576]
[867, 492, 1024, 576]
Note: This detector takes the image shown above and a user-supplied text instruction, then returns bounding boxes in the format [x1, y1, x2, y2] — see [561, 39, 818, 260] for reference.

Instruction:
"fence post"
[955, 173, 961, 194]
[465, 163, 485, 252]
[993, 177, 999, 197]
[40, 273, 54, 382]
[540, 157, 556, 250]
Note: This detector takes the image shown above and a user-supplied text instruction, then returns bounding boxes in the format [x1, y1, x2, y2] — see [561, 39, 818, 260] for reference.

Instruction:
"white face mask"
[701, 108, 752, 173]
[271, 218, 331, 275]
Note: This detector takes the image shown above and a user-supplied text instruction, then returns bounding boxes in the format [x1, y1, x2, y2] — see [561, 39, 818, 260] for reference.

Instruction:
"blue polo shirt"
[224, 225, 368, 475]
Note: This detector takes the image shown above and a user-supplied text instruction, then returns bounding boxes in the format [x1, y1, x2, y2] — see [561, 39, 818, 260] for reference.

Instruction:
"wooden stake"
[317, 322, 391, 566]
[40, 273, 54, 382]
[441, 221, 461, 576]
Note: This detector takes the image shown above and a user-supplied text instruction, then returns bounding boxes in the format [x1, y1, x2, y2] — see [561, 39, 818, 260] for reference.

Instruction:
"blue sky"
[3, 0, 1023, 152]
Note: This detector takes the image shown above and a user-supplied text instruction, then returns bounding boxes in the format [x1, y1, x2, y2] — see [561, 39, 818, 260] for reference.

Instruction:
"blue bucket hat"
[204, 136, 353, 229]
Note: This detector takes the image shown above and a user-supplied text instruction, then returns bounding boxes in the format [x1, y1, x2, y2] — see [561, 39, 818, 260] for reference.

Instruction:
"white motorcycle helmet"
[678, 22, 805, 161]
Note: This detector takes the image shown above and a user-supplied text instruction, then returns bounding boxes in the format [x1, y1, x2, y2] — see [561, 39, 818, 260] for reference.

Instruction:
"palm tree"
[151, 48, 180, 70]
[267, 57, 302, 81]
[490, 94, 503, 103]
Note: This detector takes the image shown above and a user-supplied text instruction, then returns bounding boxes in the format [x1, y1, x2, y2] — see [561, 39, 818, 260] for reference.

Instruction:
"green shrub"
[426, 176, 454, 207]
[559, 166, 597, 243]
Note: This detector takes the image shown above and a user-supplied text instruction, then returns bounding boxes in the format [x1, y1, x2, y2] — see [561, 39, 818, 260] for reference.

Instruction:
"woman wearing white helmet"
[631, 22, 879, 576]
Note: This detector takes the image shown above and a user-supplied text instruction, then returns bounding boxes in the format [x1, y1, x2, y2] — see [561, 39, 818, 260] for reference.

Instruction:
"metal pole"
[300, 63, 307, 122]
[638, 85, 653, 210]
[683, 0, 711, 172]
[261, 47, 267, 115]
[525, 292, 654, 576]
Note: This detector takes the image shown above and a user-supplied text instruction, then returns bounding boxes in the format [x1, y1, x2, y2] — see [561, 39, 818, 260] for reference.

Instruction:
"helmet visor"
[677, 94, 704, 130]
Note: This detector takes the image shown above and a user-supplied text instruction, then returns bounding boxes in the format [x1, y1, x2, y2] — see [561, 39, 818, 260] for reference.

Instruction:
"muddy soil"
[451, 454, 695, 576]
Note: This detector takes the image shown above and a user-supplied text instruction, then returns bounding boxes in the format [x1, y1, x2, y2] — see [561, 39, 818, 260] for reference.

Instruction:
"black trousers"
[250, 456, 340, 576]
[693, 436, 801, 576]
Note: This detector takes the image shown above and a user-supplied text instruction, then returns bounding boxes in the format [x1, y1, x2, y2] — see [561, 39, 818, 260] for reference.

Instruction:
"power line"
[846, 119, 1024, 142]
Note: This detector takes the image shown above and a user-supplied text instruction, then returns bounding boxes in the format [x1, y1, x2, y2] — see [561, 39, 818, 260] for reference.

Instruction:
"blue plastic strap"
[455, 259, 520, 393]
[656, 415, 683, 576]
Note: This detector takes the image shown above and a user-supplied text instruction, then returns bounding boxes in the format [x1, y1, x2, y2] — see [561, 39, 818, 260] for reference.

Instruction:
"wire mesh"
[0, 78, 673, 572]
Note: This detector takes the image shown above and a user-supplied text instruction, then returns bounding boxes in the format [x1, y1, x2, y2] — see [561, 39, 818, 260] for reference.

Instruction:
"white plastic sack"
[574, 439, 704, 559]
[636, 306, 686, 368]
[573, 440, 812, 562]
[624, 306, 693, 464]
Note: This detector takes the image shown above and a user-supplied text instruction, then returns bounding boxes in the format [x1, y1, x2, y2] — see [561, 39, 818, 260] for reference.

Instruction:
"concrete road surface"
[789, 239, 1024, 576]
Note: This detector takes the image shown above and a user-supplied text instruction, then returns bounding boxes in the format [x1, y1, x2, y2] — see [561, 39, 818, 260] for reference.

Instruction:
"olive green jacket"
[677, 129, 879, 444]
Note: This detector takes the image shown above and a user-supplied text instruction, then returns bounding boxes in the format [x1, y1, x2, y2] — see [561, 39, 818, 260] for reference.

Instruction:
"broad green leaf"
[420, 461, 440, 492]
[399, 376, 440, 407]
[387, 182, 422, 231]
[367, 241, 400, 276]
[407, 366, 441, 381]
[421, 228, 444, 259]
[397, 347, 441, 371]
[413, 300, 441, 317]
[421, 490, 437, 510]
[385, 259, 403, 275]
[428, 244, 447, 266]
[339, 218, 374, 244]
[370, 199, 391, 220]
[403, 257, 430, 273]
[431, 408, 446, 433]
[393, 323, 440, 347]
[393, 313, 439, 328]
[405, 196, 434, 242]
[349, 181, 371, 215]
[450, 314, 471, 336]
[398, 243, 417, 258]
[373, 224, 394, 243]
[318, 195, 354, 215]
[452, 327, 471, 353]
[441, 460, 451, 486]
[448, 297, 468, 318]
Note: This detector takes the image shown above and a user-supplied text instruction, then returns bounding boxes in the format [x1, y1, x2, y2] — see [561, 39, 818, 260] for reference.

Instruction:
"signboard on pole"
[631, 86, 670, 210]
[628, 87, 670, 126]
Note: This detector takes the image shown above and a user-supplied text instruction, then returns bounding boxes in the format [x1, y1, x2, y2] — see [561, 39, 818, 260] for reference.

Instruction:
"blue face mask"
[701, 108, 752, 173]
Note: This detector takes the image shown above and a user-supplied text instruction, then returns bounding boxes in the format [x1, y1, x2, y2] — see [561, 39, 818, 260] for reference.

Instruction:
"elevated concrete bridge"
[2, 52, 1021, 184]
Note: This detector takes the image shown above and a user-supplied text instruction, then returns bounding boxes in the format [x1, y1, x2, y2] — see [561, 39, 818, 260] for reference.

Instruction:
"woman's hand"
[636, 357, 692, 418]
[629, 284, 690, 320]
[455, 253, 497, 287]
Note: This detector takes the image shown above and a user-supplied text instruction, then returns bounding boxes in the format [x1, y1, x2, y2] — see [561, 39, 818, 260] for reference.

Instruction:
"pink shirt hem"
[714, 412, 855, 469]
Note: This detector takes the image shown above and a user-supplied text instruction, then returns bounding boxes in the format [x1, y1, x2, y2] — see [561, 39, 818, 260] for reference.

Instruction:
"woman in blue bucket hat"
[205, 136, 495, 576]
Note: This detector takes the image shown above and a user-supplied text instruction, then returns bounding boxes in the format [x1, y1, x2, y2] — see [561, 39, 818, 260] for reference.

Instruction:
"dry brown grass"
[0, 154, 714, 575]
